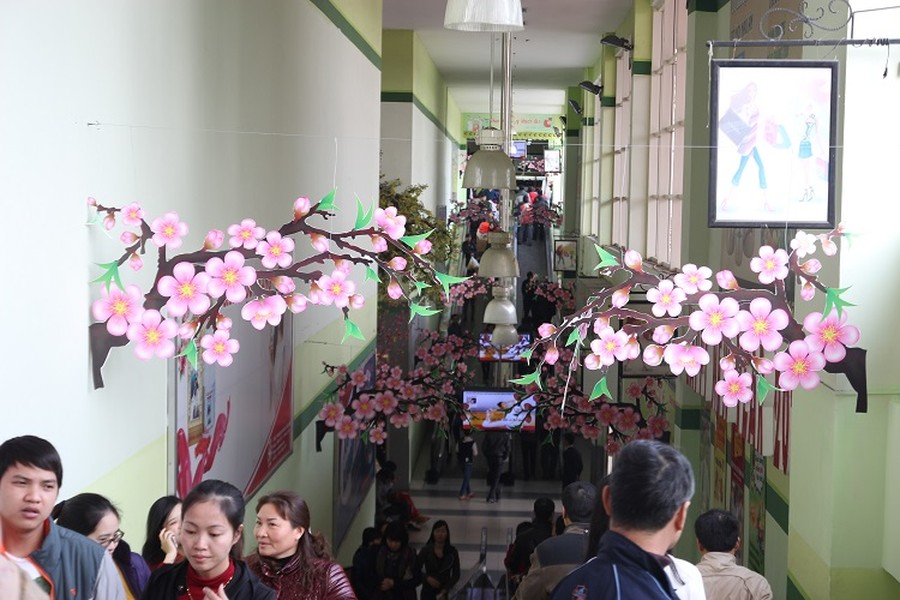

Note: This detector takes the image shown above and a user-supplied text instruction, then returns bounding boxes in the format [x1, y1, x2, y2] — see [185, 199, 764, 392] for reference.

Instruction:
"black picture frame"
[709, 59, 837, 229]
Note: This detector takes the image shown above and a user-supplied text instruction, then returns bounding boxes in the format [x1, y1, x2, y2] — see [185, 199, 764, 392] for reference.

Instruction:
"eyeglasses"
[97, 530, 124, 547]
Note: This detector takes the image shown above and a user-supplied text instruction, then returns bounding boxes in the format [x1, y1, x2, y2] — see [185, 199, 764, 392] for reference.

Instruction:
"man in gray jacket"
[0, 435, 124, 600]
[695, 509, 772, 599]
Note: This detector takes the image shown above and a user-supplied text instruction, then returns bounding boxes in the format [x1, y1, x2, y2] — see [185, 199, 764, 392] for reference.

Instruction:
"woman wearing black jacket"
[142, 480, 274, 600]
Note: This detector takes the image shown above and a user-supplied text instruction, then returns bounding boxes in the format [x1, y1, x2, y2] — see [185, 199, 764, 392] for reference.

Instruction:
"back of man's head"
[562, 481, 597, 524]
[609, 440, 693, 531]
[0, 435, 63, 487]
[533, 497, 555, 522]
[695, 509, 739, 552]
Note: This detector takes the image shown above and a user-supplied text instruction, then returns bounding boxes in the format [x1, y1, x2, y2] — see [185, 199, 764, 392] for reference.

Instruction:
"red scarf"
[179, 560, 235, 600]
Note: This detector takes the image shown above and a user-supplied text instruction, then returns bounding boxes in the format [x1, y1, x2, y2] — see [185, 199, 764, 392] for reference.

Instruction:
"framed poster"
[553, 238, 578, 273]
[709, 60, 837, 228]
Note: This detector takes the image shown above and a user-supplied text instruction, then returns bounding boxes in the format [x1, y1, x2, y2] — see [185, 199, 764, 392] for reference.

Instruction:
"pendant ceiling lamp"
[478, 231, 519, 279]
[463, 127, 516, 190]
[444, 0, 524, 32]
[491, 324, 520, 347]
[483, 285, 519, 347]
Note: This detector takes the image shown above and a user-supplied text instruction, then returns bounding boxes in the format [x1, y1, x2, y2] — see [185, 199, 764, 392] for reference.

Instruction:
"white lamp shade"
[463, 148, 516, 189]
[444, 0, 524, 32]
[492, 324, 520, 346]
[478, 231, 519, 278]
[483, 284, 518, 325]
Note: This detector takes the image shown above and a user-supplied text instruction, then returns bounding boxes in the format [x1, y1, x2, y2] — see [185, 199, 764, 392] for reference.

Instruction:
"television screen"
[509, 140, 527, 158]
[462, 388, 536, 432]
[478, 333, 531, 361]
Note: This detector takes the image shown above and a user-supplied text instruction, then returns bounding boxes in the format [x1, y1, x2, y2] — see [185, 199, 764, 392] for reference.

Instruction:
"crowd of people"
[1, 433, 770, 600]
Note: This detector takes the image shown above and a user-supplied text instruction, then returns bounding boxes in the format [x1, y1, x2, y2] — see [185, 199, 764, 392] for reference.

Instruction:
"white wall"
[0, 0, 381, 541]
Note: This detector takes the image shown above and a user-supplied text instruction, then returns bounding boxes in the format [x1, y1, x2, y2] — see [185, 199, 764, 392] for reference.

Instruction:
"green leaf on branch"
[342, 318, 366, 343]
[565, 327, 583, 347]
[434, 272, 470, 298]
[354, 195, 373, 229]
[365, 266, 381, 282]
[409, 302, 442, 322]
[318, 189, 337, 212]
[519, 348, 534, 362]
[823, 286, 856, 318]
[589, 376, 612, 401]
[593, 244, 620, 270]
[175, 339, 198, 370]
[86, 212, 101, 226]
[399, 229, 434, 249]
[91, 261, 124, 292]
[756, 375, 777, 406]
[510, 370, 543, 390]
[413, 281, 430, 295]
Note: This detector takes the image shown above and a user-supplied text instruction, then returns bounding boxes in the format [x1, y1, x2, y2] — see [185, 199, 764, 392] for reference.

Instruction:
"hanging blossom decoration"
[87, 191, 468, 388]
[513, 224, 868, 414]
[449, 277, 492, 306]
[533, 280, 576, 313]
[316, 331, 478, 443]
[448, 197, 499, 227]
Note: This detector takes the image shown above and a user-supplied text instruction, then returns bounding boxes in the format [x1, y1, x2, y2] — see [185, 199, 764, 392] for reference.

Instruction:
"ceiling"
[382, 0, 632, 115]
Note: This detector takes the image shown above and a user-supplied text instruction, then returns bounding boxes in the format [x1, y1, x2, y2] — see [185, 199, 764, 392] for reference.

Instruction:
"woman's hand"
[158, 527, 179, 563]
[380, 578, 395, 591]
[202, 584, 229, 599]
[426, 576, 442, 589]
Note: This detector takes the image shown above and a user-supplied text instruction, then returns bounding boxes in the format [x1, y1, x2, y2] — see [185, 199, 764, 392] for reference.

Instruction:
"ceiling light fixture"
[444, 0, 524, 32]
[601, 34, 634, 52]
[579, 80, 603, 96]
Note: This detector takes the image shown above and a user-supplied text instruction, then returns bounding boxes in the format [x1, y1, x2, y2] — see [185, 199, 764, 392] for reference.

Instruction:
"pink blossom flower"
[752, 356, 775, 374]
[293, 196, 311, 220]
[120, 203, 145, 226]
[126, 309, 177, 359]
[799, 259, 822, 276]
[647, 415, 669, 438]
[178, 321, 198, 340]
[663, 343, 710, 377]
[374, 206, 407, 240]
[203, 229, 224, 251]
[256, 231, 295, 269]
[538, 323, 557, 338]
[103, 214, 116, 230]
[92, 284, 143, 336]
[206, 251, 257, 303]
[790, 231, 818, 258]
[592, 317, 610, 334]
[646, 279, 686, 317]
[716, 269, 740, 290]
[674, 264, 713, 294]
[368, 426, 387, 445]
[370, 235, 388, 253]
[803, 311, 860, 362]
[818, 234, 838, 256]
[714, 370, 753, 407]
[414, 239, 432, 255]
[596, 404, 618, 426]
[545, 345, 560, 365]
[271, 276, 296, 294]
[750, 246, 789, 284]
[581, 424, 602, 440]
[689, 294, 740, 345]
[318, 402, 343, 427]
[157, 262, 211, 317]
[612, 286, 631, 308]
[200, 330, 240, 367]
[386, 279, 403, 300]
[636, 428, 655, 440]
[606, 439, 622, 455]
[615, 407, 641, 433]
[309, 233, 329, 253]
[336, 416, 359, 440]
[150, 212, 188, 249]
[216, 315, 233, 330]
[349, 294, 365, 310]
[624, 250, 643, 272]
[286, 294, 309, 313]
[773, 340, 826, 390]
[128, 253, 143, 272]
[87, 196, 97, 207]
[652, 325, 674, 344]
[623, 336, 640, 360]
[227, 218, 265, 250]
[719, 353, 736, 372]
[352, 395, 377, 420]
[333, 259, 352, 274]
[643, 344, 665, 367]
[425, 404, 446, 421]
[585, 328, 631, 369]
[736, 298, 789, 352]
[317, 270, 357, 308]
[240, 295, 287, 330]
[799, 277, 815, 301]
[545, 410, 566, 430]
[120, 231, 138, 245]
[390, 411, 411, 428]
[389, 256, 408, 271]
[626, 382, 643, 400]
[350, 370, 368, 387]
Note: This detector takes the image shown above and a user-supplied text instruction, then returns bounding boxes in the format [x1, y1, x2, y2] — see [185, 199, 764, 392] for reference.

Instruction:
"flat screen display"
[462, 388, 536, 432]
[478, 333, 531, 361]
[509, 140, 527, 158]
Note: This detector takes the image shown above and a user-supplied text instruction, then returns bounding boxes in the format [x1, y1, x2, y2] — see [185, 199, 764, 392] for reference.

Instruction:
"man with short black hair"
[550, 440, 697, 599]
[505, 497, 555, 589]
[695, 509, 772, 599]
[0, 435, 124, 600]
[514, 482, 597, 599]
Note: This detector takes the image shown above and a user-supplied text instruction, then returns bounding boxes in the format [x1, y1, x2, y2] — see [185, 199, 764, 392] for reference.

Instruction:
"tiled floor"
[407, 451, 565, 587]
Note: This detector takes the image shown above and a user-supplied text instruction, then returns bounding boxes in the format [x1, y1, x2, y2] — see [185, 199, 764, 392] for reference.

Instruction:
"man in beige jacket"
[695, 509, 772, 600]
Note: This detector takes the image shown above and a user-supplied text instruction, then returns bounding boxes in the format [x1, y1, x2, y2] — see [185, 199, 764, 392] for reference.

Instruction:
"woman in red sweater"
[246, 491, 355, 600]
